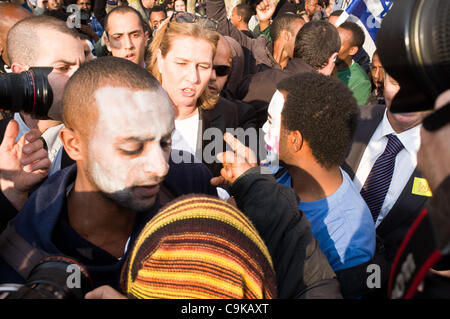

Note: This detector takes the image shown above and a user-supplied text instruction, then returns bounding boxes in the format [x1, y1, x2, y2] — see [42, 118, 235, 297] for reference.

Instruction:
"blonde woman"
[148, 12, 247, 179]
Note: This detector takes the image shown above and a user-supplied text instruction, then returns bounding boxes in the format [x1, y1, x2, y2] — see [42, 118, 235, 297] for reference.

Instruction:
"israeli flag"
[334, 0, 393, 57]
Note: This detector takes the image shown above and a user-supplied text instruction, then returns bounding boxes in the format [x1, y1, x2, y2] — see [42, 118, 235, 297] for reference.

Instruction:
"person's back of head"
[0, 2, 32, 66]
[327, 9, 343, 25]
[277, 71, 358, 169]
[269, 12, 305, 43]
[329, 9, 344, 18]
[121, 195, 277, 299]
[294, 20, 340, 70]
[339, 21, 365, 50]
[235, 4, 254, 25]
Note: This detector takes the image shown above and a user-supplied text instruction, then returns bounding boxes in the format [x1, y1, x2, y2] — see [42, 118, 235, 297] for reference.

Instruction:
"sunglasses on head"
[213, 65, 232, 77]
[170, 11, 219, 31]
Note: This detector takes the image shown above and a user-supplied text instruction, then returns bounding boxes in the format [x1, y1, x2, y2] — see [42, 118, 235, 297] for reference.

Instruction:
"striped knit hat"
[121, 195, 277, 299]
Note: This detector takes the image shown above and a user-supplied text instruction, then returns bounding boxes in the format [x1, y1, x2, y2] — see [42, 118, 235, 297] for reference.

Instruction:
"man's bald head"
[216, 34, 232, 63]
[62, 56, 169, 139]
[7, 15, 79, 66]
[208, 34, 233, 95]
[0, 3, 32, 65]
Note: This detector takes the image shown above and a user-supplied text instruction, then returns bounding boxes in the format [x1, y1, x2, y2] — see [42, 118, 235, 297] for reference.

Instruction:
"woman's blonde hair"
[148, 20, 220, 110]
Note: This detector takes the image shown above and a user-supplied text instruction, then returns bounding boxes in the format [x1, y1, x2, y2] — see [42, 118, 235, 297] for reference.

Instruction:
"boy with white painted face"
[0, 57, 217, 289]
[263, 72, 375, 281]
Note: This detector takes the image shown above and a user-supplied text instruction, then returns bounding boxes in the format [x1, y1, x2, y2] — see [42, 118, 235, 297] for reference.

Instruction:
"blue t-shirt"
[277, 167, 375, 271]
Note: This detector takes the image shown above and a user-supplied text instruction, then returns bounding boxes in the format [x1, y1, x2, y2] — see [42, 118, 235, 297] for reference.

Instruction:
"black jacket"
[199, 97, 257, 177]
[0, 160, 217, 288]
[231, 166, 342, 299]
[237, 57, 316, 128]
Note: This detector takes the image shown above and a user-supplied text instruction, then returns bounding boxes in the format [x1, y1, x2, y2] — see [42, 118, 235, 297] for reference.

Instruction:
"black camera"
[377, 0, 450, 114]
[0, 256, 93, 299]
[0, 67, 53, 118]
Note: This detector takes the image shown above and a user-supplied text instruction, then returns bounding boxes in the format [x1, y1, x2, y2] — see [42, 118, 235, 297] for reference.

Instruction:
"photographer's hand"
[85, 285, 127, 299]
[210, 133, 258, 187]
[0, 120, 51, 211]
[418, 89, 450, 191]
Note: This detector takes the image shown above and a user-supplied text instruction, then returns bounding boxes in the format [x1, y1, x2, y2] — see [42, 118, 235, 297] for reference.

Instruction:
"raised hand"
[210, 132, 258, 187]
[256, 0, 276, 22]
[0, 120, 51, 210]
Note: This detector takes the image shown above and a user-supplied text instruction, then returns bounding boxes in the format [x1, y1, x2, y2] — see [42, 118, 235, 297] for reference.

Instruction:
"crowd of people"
[0, 0, 448, 300]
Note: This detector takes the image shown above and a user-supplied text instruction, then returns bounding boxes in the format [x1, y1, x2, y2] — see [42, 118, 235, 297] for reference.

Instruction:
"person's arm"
[253, 0, 276, 41]
[211, 133, 342, 298]
[206, 0, 273, 68]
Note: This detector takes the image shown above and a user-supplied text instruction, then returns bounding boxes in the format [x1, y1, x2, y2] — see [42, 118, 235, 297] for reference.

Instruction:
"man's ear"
[59, 127, 84, 162]
[349, 45, 359, 56]
[288, 130, 303, 153]
[318, 52, 339, 76]
[0, 38, 4, 57]
[10, 62, 28, 74]
[283, 29, 292, 43]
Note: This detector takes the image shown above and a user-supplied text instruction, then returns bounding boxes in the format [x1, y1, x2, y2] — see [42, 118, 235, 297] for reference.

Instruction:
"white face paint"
[87, 86, 175, 212]
[262, 90, 284, 162]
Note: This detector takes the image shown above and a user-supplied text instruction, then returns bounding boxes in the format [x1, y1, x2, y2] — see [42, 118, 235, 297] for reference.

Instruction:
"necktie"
[360, 134, 404, 223]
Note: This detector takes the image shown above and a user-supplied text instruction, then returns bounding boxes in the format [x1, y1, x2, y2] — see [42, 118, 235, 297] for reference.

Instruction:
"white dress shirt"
[353, 110, 421, 227]
[172, 113, 200, 157]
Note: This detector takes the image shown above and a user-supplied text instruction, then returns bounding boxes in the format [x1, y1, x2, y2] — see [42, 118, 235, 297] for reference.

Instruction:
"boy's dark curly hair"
[277, 71, 358, 169]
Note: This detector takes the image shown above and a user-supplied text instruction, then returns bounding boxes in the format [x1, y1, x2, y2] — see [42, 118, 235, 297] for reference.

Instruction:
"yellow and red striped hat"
[121, 194, 277, 299]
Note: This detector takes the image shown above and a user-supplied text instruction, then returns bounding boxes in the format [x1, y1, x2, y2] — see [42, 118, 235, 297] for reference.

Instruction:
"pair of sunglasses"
[213, 65, 232, 77]
[170, 11, 219, 31]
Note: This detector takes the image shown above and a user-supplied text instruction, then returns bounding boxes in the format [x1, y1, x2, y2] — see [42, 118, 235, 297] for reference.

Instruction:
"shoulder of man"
[230, 167, 342, 299]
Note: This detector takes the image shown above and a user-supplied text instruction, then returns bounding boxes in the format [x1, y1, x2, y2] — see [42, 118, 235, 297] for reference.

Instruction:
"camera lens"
[377, 0, 450, 113]
[6, 256, 93, 299]
[0, 67, 53, 118]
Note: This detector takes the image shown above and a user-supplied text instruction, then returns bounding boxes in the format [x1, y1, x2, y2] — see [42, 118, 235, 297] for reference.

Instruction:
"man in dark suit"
[342, 72, 432, 298]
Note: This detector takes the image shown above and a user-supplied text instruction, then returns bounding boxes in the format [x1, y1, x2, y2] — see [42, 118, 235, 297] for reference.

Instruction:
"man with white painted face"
[263, 72, 375, 297]
[0, 57, 217, 288]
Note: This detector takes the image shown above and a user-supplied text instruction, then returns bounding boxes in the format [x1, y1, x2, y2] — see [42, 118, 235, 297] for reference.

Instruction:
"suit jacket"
[198, 97, 257, 177]
[343, 104, 428, 254]
[237, 58, 316, 129]
[343, 104, 428, 248]
[342, 104, 428, 297]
